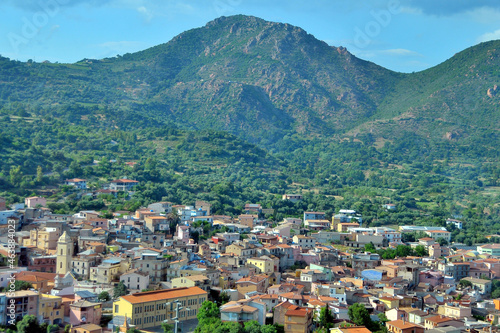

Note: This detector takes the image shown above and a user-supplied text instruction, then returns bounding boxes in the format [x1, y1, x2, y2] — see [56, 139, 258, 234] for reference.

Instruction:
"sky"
[1, 0, 500, 73]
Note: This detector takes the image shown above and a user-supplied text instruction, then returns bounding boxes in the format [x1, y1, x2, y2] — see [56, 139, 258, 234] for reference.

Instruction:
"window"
[115, 305, 119, 312]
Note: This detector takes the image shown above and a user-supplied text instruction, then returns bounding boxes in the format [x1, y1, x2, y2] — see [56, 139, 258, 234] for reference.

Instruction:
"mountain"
[0, 15, 499, 151]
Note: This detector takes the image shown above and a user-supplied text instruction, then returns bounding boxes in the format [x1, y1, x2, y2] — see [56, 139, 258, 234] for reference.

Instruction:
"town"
[0, 179, 499, 333]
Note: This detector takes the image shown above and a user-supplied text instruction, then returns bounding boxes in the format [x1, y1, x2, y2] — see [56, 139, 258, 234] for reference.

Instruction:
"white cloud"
[137, 5, 153, 22]
[476, 29, 500, 43]
[378, 48, 423, 57]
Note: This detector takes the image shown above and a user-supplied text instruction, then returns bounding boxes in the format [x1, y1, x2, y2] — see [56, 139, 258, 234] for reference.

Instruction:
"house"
[284, 307, 314, 333]
[304, 212, 325, 221]
[244, 204, 262, 214]
[478, 244, 500, 256]
[247, 257, 276, 274]
[383, 204, 397, 210]
[220, 303, 259, 324]
[71, 324, 102, 333]
[0, 290, 39, 325]
[460, 277, 492, 294]
[235, 275, 269, 299]
[70, 300, 102, 326]
[446, 219, 463, 229]
[39, 294, 64, 325]
[112, 287, 208, 330]
[25, 196, 46, 208]
[292, 235, 316, 249]
[65, 178, 87, 189]
[424, 316, 463, 330]
[282, 194, 303, 202]
[425, 230, 451, 242]
[171, 275, 211, 292]
[144, 215, 169, 232]
[120, 270, 150, 291]
[109, 179, 139, 191]
[386, 320, 424, 333]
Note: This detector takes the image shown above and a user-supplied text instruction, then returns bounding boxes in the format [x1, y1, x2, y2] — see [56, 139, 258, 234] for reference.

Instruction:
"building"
[478, 244, 500, 256]
[120, 270, 150, 291]
[39, 294, 64, 325]
[284, 307, 313, 333]
[304, 212, 325, 221]
[282, 194, 303, 202]
[23, 227, 61, 251]
[70, 300, 102, 326]
[386, 320, 425, 333]
[460, 277, 492, 294]
[446, 219, 463, 229]
[0, 290, 39, 325]
[56, 231, 73, 275]
[109, 179, 139, 191]
[292, 235, 316, 249]
[113, 287, 208, 330]
[171, 275, 211, 292]
[65, 178, 87, 189]
[247, 257, 275, 274]
[71, 324, 102, 333]
[425, 230, 451, 242]
[25, 196, 47, 208]
[0, 197, 6, 211]
[144, 215, 169, 232]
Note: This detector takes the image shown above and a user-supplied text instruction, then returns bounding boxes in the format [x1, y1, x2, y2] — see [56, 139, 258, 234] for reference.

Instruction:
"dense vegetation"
[0, 15, 499, 245]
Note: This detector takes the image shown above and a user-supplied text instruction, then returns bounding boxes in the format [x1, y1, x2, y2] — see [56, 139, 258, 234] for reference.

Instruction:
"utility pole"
[165, 299, 190, 333]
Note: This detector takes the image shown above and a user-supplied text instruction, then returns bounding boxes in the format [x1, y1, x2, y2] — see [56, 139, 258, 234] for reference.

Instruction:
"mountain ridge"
[0, 15, 499, 150]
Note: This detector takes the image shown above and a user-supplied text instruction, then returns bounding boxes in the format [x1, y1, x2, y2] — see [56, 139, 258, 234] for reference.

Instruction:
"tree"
[162, 323, 174, 333]
[65, 324, 71, 333]
[414, 245, 427, 257]
[47, 324, 59, 333]
[319, 306, 334, 329]
[364, 242, 376, 253]
[36, 165, 43, 183]
[459, 279, 472, 288]
[215, 321, 242, 333]
[244, 320, 261, 333]
[127, 328, 142, 333]
[348, 303, 371, 327]
[437, 237, 448, 246]
[99, 290, 111, 301]
[492, 288, 500, 299]
[197, 300, 220, 323]
[16, 315, 40, 333]
[113, 281, 129, 298]
[260, 325, 277, 333]
[14, 280, 33, 291]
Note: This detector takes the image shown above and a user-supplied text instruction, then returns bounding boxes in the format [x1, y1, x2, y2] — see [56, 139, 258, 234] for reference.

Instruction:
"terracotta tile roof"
[111, 179, 139, 183]
[338, 327, 372, 333]
[120, 287, 207, 304]
[426, 315, 454, 324]
[286, 308, 312, 317]
[387, 320, 424, 329]
[221, 305, 258, 313]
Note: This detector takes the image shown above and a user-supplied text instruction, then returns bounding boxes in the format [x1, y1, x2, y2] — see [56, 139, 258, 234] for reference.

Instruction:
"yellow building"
[113, 287, 208, 330]
[379, 296, 400, 310]
[284, 307, 313, 333]
[56, 231, 73, 275]
[23, 227, 61, 251]
[39, 294, 64, 325]
[247, 257, 275, 274]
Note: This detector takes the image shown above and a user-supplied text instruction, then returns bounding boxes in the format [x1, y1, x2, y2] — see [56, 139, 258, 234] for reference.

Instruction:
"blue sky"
[1, 0, 500, 73]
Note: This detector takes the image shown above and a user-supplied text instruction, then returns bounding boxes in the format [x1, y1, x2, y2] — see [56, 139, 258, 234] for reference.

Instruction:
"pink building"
[25, 196, 47, 208]
[69, 300, 102, 326]
[176, 225, 190, 243]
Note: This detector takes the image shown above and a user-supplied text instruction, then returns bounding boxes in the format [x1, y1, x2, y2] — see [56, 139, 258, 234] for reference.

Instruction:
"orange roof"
[387, 320, 423, 329]
[338, 327, 372, 333]
[426, 315, 454, 323]
[286, 308, 312, 317]
[111, 179, 139, 183]
[120, 287, 207, 304]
